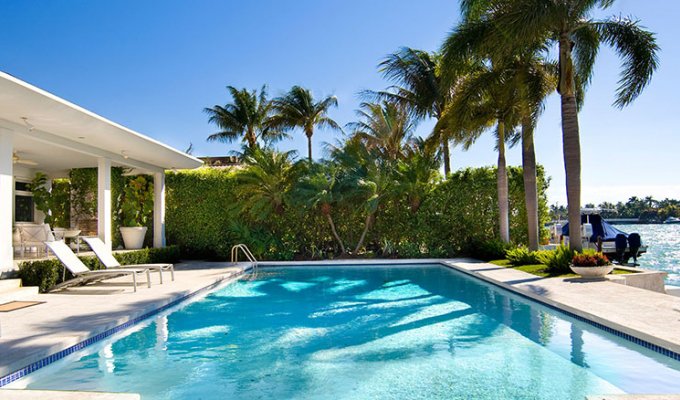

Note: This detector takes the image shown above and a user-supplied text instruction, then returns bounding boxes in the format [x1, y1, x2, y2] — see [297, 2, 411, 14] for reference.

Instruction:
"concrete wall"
[607, 267, 668, 293]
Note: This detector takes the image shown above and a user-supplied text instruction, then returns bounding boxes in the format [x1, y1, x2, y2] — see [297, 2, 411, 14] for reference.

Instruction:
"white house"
[0, 71, 203, 276]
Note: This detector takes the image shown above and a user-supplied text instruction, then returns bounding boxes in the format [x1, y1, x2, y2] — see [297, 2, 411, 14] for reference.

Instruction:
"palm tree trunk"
[306, 128, 314, 162]
[325, 213, 346, 255]
[442, 140, 451, 177]
[559, 36, 582, 251]
[522, 117, 539, 250]
[497, 121, 510, 243]
[354, 213, 374, 254]
[246, 127, 257, 149]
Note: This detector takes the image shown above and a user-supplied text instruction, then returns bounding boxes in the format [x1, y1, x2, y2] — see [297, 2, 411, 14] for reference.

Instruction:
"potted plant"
[119, 176, 153, 249]
[570, 251, 614, 278]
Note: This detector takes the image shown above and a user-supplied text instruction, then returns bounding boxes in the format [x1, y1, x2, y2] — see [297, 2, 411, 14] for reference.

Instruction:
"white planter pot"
[569, 264, 614, 279]
[120, 227, 147, 250]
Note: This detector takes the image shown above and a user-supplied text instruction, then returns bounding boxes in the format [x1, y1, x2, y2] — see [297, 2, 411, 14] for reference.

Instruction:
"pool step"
[0, 287, 39, 305]
[0, 279, 22, 291]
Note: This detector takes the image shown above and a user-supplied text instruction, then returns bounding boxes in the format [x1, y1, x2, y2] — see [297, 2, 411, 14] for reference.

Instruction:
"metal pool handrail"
[231, 244, 257, 269]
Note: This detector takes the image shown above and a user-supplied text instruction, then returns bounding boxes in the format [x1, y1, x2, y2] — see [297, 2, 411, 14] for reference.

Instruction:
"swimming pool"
[16, 264, 680, 399]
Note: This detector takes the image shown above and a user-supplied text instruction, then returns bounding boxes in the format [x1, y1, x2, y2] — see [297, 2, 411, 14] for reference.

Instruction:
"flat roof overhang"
[0, 71, 202, 176]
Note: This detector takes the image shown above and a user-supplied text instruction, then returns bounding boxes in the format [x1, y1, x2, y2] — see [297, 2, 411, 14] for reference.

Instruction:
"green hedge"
[18, 245, 180, 293]
[165, 166, 549, 261]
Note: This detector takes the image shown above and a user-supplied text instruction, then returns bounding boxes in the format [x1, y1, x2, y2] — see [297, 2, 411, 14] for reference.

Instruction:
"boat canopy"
[561, 214, 629, 243]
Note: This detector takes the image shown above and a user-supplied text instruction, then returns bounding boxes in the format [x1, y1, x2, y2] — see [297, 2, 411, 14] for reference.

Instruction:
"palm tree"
[454, 0, 659, 250]
[205, 85, 282, 150]
[269, 86, 341, 161]
[294, 164, 347, 254]
[396, 139, 442, 213]
[348, 101, 417, 161]
[235, 147, 299, 221]
[328, 137, 396, 254]
[440, 61, 520, 243]
[370, 48, 455, 175]
[512, 51, 556, 250]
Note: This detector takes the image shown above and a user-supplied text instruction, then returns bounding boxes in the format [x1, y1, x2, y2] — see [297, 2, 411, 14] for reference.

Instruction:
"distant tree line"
[550, 196, 680, 223]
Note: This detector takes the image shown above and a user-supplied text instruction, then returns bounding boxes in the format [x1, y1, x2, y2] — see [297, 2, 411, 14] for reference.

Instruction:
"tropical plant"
[506, 245, 539, 265]
[536, 245, 575, 274]
[572, 250, 610, 267]
[234, 147, 300, 222]
[205, 85, 283, 150]
[329, 137, 396, 254]
[294, 163, 347, 254]
[395, 139, 441, 213]
[454, 0, 660, 250]
[269, 86, 341, 161]
[371, 47, 456, 175]
[347, 101, 417, 161]
[119, 176, 154, 227]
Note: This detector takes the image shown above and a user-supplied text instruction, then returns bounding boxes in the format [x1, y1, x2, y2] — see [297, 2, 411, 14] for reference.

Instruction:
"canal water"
[615, 224, 680, 286]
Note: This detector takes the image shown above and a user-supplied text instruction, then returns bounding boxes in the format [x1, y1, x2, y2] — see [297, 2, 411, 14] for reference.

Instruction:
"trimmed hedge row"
[18, 245, 180, 293]
[165, 166, 550, 261]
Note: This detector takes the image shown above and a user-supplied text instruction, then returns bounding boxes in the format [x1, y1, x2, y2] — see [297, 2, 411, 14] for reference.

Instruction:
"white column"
[97, 158, 112, 250]
[153, 171, 166, 248]
[0, 128, 13, 275]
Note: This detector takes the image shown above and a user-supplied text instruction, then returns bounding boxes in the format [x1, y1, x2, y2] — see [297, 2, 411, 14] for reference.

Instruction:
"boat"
[551, 208, 646, 264]
[663, 216, 680, 224]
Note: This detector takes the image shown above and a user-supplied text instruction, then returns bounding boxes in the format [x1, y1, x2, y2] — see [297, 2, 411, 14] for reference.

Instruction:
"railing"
[231, 244, 257, 269]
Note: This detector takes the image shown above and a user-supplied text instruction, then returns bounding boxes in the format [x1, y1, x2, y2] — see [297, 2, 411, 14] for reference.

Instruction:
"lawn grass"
[489, 259, 632, 278]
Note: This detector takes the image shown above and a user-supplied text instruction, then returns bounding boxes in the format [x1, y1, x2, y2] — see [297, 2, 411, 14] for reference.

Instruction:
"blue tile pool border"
[0, 270, 244, 388]
[2, 260, 680, 388]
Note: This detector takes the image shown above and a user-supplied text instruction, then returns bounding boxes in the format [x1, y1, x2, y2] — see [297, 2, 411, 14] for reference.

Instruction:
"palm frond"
[593, 16, 659, 107]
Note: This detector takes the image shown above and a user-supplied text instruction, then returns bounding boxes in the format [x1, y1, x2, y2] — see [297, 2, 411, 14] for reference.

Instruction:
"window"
[14, 180, 34, 223]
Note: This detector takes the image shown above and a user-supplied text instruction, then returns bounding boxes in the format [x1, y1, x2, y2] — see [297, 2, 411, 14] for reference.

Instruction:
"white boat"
[663, 216, 680, 224]
[549, 208, 646, 264]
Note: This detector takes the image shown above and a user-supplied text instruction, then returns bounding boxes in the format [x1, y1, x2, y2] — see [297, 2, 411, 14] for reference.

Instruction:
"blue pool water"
[19, 265, 680, 399]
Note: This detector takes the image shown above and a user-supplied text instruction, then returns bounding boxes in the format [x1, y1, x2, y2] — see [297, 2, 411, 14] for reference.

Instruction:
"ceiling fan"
[12, 152, 38, 166]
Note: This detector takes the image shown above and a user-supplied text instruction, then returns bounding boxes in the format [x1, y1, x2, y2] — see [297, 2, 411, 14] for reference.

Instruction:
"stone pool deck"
[2, 259, 680, 399]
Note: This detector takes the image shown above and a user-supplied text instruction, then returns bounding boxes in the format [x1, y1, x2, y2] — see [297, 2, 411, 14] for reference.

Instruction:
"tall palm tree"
[205, 85, 281, 150]
[269, 86, 341, 161]
[347, 101, 417, 161]
[370, 48, 455, 175]
[454, 0, 659, 250]
[441, 61, 520, 243]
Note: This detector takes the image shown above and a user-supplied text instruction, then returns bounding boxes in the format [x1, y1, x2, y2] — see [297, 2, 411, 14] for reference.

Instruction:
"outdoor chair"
[45, 240, 151, 293]
[83, 237, 175, 284]
[17, 223, 55, 257]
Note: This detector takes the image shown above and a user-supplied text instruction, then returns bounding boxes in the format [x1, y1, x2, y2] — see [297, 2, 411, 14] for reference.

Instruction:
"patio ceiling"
[0, 71, 202, 176]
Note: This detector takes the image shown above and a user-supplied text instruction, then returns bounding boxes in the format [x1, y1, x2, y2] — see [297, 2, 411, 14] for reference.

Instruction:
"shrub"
[572, 250, 610, 267]
[18, 245, 180, 293]
[467, 239, 512, 261]
[506, 245, 539, 265]
[535, 246, 575, 274]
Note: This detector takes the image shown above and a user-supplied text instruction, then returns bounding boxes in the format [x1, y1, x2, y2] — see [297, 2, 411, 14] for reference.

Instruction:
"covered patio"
[0, 71, 202, 276]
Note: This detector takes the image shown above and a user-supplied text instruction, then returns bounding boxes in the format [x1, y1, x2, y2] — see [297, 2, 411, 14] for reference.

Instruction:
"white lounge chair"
[83, 237, 175, 284]
[45, 240, 151, 292]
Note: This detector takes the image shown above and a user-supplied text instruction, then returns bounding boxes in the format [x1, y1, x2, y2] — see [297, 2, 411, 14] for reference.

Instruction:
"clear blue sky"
[1, 0, 678, 205]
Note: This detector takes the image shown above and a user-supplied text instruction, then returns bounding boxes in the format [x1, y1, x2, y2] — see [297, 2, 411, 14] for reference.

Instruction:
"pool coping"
[2, 258, 680, 389]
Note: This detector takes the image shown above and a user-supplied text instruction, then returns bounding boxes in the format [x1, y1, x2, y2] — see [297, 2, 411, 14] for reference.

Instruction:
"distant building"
[198, 156, 241, 168]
